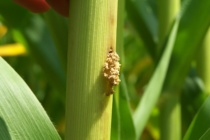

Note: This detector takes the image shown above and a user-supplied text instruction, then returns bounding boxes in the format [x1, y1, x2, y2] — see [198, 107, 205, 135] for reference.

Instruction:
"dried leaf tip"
[103, 48, 121, 95]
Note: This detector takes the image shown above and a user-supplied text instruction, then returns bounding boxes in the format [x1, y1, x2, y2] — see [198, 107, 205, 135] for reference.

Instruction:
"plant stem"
[160, 93, 181, 140]
[158, 0, 181, 140]
[197, 27, 210, 93]
[65, 0, 118, 139]
[158, 0, 180, 50]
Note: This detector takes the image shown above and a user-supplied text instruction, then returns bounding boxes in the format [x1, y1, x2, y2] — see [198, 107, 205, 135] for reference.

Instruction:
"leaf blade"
[133, 16, 180, 139]
[0, 57, 61, 140]
[183, 96, 210, 140]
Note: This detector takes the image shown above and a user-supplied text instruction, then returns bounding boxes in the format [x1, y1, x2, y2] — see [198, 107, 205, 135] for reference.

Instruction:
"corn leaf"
[119, 74, 136, 140]
[0, 57, 61, 140]
[133, 16, 180, 139]
[183, 96, 210, 140]
[165, 0, 210, 89]
[111, 93, 120, 140]
[111, 75, 136, 140]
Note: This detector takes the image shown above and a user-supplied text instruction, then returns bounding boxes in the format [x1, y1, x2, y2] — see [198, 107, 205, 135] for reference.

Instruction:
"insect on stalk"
[103, 48, 121, 96]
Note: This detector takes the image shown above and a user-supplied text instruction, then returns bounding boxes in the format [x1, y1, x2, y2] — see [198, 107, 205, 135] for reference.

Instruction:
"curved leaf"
[184, 96, 210, 140]
[0, 57, 61, 140]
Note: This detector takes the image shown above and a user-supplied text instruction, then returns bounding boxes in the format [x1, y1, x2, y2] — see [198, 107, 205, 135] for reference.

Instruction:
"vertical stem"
[158, 0, 180, 49]
[158, 0, 181, 140]
[160, 93, 181, 140]
[65, 0, 118, 139]
[116, 0, 124, 57]
[197, 28, 210, 93]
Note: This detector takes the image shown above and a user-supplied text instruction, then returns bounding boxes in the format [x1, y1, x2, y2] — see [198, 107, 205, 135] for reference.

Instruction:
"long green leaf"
[0, 57, 61, 140]
[119, 74, 136, 140]
[165, 0, 210, 89]
[111, 75, 136, 140]
[111, 91, 120, 140]
[133, 17, 180, 139]
[183, 96, 210, 140]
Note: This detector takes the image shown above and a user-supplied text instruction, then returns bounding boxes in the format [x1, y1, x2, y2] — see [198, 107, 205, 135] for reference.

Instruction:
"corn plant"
[0, 0, 210, 140]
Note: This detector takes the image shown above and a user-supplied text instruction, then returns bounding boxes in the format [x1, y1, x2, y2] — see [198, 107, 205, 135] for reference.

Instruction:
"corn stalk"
[65, 0, 118, 139]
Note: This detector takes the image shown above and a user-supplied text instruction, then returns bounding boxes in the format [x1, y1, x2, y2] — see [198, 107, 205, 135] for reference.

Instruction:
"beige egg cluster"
[103, 48, 121, 95]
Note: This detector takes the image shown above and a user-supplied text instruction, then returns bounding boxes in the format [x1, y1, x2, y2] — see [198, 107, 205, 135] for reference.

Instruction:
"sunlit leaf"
[0, 57, 61, 140]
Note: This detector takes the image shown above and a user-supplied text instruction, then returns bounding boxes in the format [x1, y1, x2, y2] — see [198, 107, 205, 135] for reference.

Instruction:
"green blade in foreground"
[133, 16, 180, 139]
[119, 74, 136, 140]
[183, 96, 210, 140]
[111, 75, 136, 140]
[0, 57, 61, 140]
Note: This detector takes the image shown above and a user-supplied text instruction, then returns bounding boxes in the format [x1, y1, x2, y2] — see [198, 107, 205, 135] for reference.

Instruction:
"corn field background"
[0, 0, 210, 140]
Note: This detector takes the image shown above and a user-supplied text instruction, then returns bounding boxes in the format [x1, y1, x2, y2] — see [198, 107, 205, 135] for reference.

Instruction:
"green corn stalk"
[65, 0, 118, 139]
[158, 0, 181, 140]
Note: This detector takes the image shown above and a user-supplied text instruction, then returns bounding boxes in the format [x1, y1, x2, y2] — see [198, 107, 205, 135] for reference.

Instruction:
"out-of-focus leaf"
[165, 0, 210, 89]
[0, 24, 7, 38]
[200, 129, 210, 140]
[0, 57, 61, 140]
[133, 17, 180, 139]
[0, 0, 66, 94]
[15, 15, 66, 94]
[0, 0, 30, 28]
[44, 10, 68, 70]
[134, 0, 158, 41]
[126, 0, 158, 59]
[183, 96, 210, 140]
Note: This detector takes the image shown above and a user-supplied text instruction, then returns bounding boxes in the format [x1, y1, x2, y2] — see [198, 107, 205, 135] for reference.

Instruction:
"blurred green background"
[1, 0, 210, 139]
